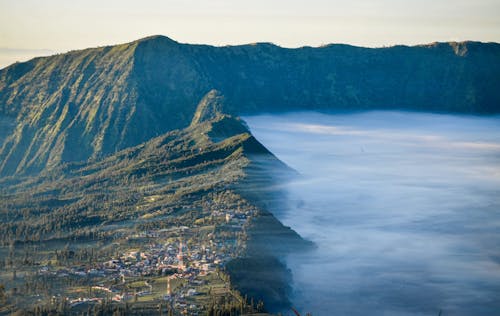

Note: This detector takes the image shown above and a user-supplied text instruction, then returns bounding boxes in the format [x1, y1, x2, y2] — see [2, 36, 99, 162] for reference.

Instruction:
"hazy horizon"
[3, 35, 498, 70]
[1, 0, 500, 68]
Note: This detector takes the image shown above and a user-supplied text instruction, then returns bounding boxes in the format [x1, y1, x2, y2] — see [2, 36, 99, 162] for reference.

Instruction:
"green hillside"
[0, 91, 307, 314]
[0, 90, 282, 244]
[1, 36, 499, 175]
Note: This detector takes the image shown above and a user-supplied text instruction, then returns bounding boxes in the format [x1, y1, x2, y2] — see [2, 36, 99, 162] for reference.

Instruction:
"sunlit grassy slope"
[0, 91, 272, 243]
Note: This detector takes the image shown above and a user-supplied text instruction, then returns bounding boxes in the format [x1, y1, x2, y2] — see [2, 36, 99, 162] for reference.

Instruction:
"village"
[34, 200, 257, 315]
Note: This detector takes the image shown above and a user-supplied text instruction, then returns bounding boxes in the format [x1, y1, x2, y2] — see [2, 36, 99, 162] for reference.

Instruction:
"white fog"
[245, 111, 500, 316]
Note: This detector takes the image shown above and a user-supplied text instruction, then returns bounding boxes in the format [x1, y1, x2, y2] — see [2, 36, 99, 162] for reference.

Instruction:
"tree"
[0, 283, 6, 304]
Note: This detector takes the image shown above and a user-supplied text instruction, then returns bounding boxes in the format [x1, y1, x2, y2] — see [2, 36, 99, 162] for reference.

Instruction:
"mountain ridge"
[0, 98, 306, 312]
[0, 98, 287, 242]
[1, 36, 500, 175]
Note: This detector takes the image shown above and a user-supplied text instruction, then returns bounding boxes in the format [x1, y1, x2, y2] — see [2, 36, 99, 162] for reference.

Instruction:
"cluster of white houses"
[39, 204, 256, 313]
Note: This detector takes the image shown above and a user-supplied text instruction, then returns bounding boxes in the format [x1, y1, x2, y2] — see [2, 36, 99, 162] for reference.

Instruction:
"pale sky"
[1, 0, 499, 68]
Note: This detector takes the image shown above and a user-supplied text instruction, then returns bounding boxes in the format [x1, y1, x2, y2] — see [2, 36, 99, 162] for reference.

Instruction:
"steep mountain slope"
[1, 36, 499, 176]
[0, 91, 274, 241]
[0, 42, 138, 175]
[0, 37, 209, 176]
[0, 91, 307, 313]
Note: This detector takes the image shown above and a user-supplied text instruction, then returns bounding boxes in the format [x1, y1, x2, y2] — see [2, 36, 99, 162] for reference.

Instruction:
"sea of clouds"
[245, 111, 500, 316]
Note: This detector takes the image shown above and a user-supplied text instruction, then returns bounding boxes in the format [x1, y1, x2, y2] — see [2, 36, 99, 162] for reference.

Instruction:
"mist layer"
[245, 111, 500, 316]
